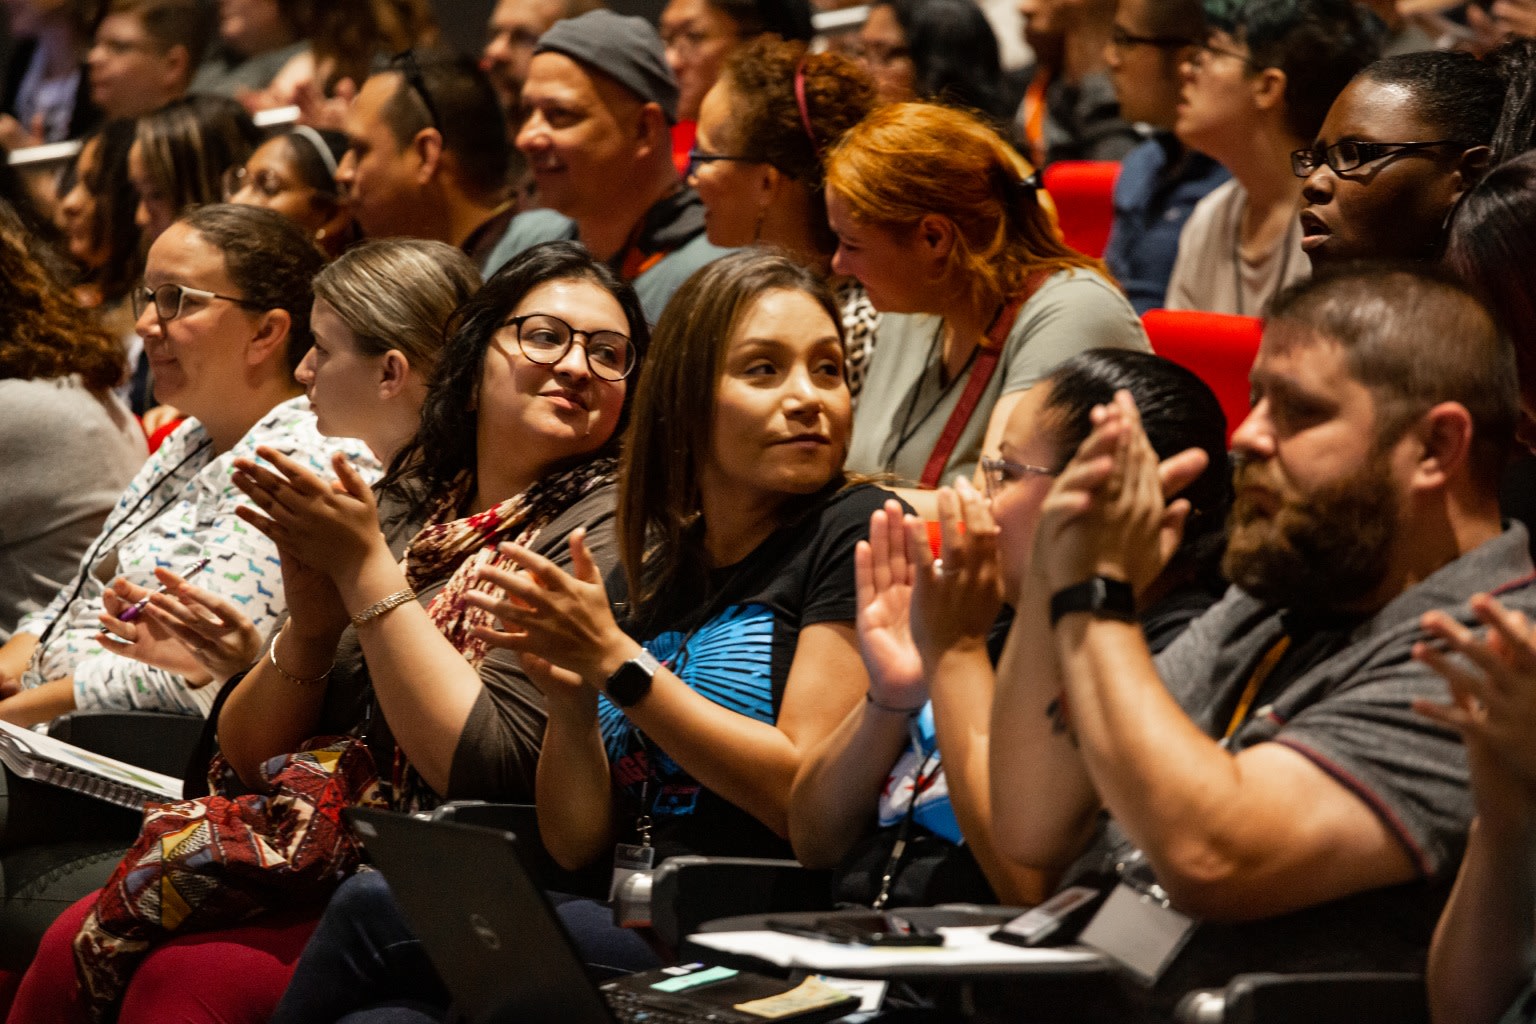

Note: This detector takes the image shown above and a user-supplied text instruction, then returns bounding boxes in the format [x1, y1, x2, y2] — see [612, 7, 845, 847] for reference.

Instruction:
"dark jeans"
[271, 869, 664, 1024]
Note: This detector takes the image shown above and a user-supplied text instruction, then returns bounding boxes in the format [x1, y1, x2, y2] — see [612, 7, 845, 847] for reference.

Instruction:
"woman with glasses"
[659, 0, 813, 125]
[8, 240, 646, 1024]
[687, 37, 882, 398]
[826, 101, 1146, 517]
[1163, 0, 1377, 315]
[223, 125, 357, 258]
[0, 204, 371, 728]
[789, 348, 1232, 908]
[1295, 42, 1536, 271]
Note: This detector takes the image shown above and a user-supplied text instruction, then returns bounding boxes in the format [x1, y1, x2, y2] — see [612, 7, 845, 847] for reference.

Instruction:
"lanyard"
[873, 729, 939, 910]
[1222, 635, 1291, 742]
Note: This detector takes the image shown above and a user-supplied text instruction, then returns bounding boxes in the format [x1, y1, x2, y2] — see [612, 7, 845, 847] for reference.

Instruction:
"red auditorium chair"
[1142, 309, 1264, 443]
[1042, 160, 1121, 258]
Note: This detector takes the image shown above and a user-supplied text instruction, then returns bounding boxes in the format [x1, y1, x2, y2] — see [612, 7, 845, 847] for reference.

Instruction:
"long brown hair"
[617, 248, 842, 632]
[824, 101, 1105, 317]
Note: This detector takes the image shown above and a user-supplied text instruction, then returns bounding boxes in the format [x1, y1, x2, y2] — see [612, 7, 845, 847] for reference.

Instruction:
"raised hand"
[854, 501, 927, 711]
[907, 478, 1004, 669]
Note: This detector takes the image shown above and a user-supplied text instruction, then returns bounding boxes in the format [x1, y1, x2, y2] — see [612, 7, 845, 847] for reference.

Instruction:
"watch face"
[607, 659, 656, 708]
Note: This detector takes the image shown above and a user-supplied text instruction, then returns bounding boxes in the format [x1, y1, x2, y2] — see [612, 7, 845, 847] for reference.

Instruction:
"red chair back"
[1142, 309, 1264, 444]
[1042, 160, 1121, 258]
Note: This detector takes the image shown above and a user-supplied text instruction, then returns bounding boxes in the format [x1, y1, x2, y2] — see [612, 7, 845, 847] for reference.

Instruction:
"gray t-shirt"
[1165, 178, 1309, 317]
[1062, 524, 1536, 1022]
[846, 269, 1147, 487]
[0, 378, 145, 641]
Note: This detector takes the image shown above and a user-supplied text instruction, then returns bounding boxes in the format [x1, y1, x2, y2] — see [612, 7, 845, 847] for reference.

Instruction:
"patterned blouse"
[17, 396, 377, 716]
[837, 279, 880, 409]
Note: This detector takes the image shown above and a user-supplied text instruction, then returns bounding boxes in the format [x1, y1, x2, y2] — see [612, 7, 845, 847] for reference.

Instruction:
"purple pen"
[119, 557, 211, 622]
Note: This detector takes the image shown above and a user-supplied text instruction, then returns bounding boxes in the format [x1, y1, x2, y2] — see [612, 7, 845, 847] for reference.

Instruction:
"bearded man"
[986, 264, 1536, 1022]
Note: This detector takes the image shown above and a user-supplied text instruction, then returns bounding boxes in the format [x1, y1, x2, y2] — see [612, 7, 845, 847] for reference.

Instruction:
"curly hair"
[0, 220, 126, 392]
[825, 101, 1105, 316]
[719, 36, 875, 254]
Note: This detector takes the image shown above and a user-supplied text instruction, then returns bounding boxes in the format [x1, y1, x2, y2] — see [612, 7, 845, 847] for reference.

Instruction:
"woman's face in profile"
[852, 4, 917, 105]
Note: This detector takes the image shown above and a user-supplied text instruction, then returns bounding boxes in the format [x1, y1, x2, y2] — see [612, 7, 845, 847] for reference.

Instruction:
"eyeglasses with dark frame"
[1186, 40, 1261, 71]
[685, 146, 758, 178]
[502, 313, 637, 381]
[131, 282, 261, 321]
[979, 456, 1058, 498]
[391, 49, 441, 129]
[1290, 139, 1469, 178]
[1111, 25, 1195, 50]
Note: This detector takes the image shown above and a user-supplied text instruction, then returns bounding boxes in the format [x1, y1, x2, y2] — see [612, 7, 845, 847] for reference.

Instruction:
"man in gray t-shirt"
[990, 266, 1534, 1022]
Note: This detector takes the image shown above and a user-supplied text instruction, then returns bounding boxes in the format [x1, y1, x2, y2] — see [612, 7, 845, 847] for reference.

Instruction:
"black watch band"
[1049, 576, 1136, 627]
[605, 649, 661, 708]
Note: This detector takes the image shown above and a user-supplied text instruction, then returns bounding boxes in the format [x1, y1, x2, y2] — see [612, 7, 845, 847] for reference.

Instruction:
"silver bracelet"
[267, 624, 333, 686]
[349, 587, 417, 628]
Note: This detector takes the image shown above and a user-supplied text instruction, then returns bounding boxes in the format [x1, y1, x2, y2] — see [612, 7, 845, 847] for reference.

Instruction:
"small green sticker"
[651, 966, 739, 993]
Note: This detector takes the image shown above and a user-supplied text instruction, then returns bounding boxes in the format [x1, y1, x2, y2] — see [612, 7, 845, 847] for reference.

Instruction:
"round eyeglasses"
[979, 456, 1058, 498]
[1290, 139, 1468, 178]
[502, 313, 636, 381]
[132, 282, 260, 321]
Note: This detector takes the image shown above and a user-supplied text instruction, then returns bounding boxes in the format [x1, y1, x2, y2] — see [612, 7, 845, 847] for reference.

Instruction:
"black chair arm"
[1175, 971, 1428, 1024]
[48, 709, 205, 778]
[650, 856, 833, 948]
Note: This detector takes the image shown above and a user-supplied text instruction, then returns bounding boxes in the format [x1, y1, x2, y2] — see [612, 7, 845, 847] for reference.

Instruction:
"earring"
[315, 227, 328, 242]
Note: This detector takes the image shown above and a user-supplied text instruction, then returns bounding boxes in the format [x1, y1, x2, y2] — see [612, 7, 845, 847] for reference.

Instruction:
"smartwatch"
[604, 649, 662, 708]
[1049, 576, 1136, 627]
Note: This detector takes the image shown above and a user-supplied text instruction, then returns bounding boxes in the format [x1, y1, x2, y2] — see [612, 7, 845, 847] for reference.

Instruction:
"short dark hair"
[388, 240, 649, 515]
[380, 49, 512, 200]
[1145, 0, 1205, 42]
[880, 0, 1011, 121]
[1041, 349, 1232, 581]
[179, 204, 326, 373]
[619, 248, 841, 633]
[107, 0, 214, 65]
[1267, 263, 1516, 491]
[707, 0, 814, 40]
[1204, 0, 1379, 141]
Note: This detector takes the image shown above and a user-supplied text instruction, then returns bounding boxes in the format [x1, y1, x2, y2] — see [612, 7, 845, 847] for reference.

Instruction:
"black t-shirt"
[600, 483, 894, 861]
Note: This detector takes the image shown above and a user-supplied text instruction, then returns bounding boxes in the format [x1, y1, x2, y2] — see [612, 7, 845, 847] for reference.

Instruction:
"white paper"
[688, 926, 1104, 972]
[0, 719, 183, 801]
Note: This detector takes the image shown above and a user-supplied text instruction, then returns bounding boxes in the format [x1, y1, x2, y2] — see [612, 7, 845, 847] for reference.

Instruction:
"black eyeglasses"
[1111, 25, 1194, 49]
[685, 146, 757, 178]
[979, 456, 1057, 498]
[1290, 139, 1469, 178]
[1186, 40, 1261, 71]
[502, 313, 636, 381]
[391, 49, 441, 128]
[132, 282, 260, 321]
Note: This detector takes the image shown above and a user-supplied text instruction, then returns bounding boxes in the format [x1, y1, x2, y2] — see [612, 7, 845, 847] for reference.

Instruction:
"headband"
[793, 55, 819, 158]
[288, 124, 339, 182]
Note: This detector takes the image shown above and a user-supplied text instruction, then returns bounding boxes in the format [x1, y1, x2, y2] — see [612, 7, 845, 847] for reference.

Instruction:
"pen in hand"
[117, 558, 211, 622]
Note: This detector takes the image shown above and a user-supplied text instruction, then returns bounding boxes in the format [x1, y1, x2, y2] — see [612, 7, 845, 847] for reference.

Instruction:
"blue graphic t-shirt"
[600, 483, 897, 860]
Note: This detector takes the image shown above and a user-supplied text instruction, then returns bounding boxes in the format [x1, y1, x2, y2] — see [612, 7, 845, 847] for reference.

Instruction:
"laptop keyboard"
[604, 986, 741, 1023]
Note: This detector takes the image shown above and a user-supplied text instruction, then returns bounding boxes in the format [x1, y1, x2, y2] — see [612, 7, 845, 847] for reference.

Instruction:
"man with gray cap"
[485, 8, 731, 322]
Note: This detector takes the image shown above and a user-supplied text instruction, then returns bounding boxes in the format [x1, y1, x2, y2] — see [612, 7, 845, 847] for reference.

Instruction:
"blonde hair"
[825, 101, 1106, 315]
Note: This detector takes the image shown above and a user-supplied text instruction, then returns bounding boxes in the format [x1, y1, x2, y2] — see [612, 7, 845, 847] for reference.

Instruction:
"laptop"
[347, 807, 861, 1024]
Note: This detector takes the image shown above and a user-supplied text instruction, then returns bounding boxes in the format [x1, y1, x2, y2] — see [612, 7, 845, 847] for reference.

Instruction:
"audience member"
[790, 349, 1231, 908]
[224, 125, 356, 258]
[0, 221, 145, 642]
[825, 101, 1147, 512]
[253, 0, 440, 112]
[1298, 43, 1536, 269]
[1101, 0, 1229, 313]
[661, 0, 814, 124]
[1015, 0, 1140, 164]
[269, 248, 883, 1020]
[481, 0, 602, 116]
[337, 50, 516, 272]
[56, 118, 143, 313]
[0, 205, 372, 726]
[1164, 0, 1378, 315]
[86, 0, 211, 121]
[0, 0, 99, 147]
[190, 0, 310, 98]
[854, 0, 1013, 123]
[688, 37, 881, 397]
[990, 265, 1529, 1022]
[128, 93, 261, 242]
[491, 10, 731, 322]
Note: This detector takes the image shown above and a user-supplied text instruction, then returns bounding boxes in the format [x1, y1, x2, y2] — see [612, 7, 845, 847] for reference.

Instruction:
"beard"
[1221, 451, 1399, 613]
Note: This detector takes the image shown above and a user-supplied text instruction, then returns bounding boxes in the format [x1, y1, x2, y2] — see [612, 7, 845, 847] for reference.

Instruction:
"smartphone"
[991, 886, 1104, 947]
[767, 913, 944, 947]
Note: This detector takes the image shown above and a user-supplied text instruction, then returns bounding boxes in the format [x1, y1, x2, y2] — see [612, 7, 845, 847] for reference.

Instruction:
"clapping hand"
[97, 569, 262, 684]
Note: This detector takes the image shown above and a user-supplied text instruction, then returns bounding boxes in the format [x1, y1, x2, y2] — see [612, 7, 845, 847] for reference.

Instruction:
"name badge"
[608, 841, 657, 903]
[1078, 881, 1196, 984]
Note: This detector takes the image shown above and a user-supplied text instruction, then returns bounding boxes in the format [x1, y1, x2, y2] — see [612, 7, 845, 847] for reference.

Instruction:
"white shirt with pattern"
[17, 396, 378, 716]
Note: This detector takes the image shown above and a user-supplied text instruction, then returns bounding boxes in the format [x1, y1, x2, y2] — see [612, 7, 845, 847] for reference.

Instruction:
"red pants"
[6, 893, 319, 1024]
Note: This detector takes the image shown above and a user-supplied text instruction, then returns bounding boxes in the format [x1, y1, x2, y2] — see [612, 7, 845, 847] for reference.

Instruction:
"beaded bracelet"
[267, 624, 333, 686]
[866, 691, 924, 716]
[350, 588, 417, 629]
